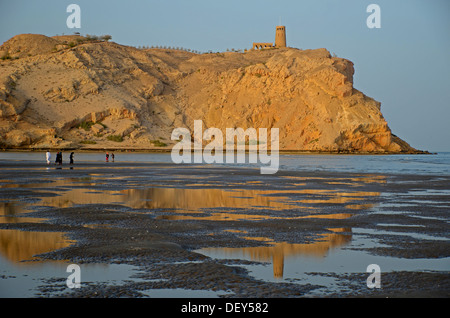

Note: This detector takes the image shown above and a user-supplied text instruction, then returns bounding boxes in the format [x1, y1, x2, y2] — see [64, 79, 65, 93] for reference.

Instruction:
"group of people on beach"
[45, 151, 115, 165]
[106, 152, 115, 162]
[46, 151, 74, 165]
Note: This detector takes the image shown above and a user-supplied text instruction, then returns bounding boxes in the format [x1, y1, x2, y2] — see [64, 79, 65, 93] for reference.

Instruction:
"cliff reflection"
[200, 228, 352, 279]
[15, 185, 379, 221]
[1, 178, 380, 266]
[0, 202, 43, 223]
[0, 229, 74, 263]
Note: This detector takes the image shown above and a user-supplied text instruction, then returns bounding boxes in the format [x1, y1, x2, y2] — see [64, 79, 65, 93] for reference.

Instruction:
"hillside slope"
[0, 34, 422, 153]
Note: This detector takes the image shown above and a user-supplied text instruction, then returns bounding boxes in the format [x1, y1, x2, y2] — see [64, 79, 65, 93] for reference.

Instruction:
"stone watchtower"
[252, 25, 287, 50]
[275, 26, 286, 48]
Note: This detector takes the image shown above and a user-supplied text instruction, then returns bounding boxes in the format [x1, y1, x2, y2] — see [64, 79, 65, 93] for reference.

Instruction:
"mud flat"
[0, 160, 449, 298]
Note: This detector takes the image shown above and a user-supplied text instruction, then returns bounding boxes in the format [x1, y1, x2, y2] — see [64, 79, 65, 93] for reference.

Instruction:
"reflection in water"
[0, 176, 380, 266]
[0, 229, 74, 263]
[0, 202, 44, 224]
[282, 175, 386, 187]
[199, 228, 352, 279]
[2, 183, 379, 222]
[30, 186, 378, 222]
[120, 188, 296, 211]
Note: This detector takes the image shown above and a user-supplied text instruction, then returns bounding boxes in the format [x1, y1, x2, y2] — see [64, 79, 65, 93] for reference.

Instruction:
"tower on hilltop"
[252, 25, 287, 50]
[275, 25, 286, 48]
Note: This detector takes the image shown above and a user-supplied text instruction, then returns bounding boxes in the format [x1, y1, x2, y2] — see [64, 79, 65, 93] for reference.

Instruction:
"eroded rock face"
[4, 129, 31, 147]
[0, 34, 421, 153]
[180, 48, 414, 153]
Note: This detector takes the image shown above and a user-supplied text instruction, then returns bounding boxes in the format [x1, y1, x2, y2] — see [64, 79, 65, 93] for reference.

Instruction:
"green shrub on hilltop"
[100, 35, 112, 42]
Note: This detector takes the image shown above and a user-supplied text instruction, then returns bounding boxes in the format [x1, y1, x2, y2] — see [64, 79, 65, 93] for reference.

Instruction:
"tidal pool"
[0, 162, 449, 297]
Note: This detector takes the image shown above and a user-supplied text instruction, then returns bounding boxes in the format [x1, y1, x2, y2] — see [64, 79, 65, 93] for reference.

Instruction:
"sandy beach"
[0, 156, 449, 298]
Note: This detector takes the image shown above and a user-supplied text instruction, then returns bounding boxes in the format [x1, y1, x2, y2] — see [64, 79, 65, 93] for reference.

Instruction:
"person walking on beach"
[58, 152, 63, 165]
[55, 152, 60, 165]
[46, 151, 51, 165]
[111, 153, 115, 162]
[106, 152, 109, 162]
[69, 152, 74, 165]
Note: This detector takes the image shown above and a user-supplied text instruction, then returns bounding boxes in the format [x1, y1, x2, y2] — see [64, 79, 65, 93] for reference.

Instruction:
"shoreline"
[1, 152, 449, 177]
[0, 148, 433, 155]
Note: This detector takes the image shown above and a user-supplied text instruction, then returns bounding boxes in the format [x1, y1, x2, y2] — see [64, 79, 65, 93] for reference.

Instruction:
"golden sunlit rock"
[0, 34, 421, 153]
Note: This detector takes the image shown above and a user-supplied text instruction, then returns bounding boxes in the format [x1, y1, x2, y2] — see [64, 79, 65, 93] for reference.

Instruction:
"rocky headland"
[0, 34, 424, 153]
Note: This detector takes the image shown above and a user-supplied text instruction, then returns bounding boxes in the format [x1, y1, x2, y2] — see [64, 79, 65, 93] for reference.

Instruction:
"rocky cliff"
[0, 33, 422, 153]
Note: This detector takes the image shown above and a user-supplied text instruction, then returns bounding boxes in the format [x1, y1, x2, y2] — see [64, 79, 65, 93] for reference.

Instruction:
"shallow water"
[196, 227, 450, 294]
[1, 151, 449, 175]
[0, 254, 143, 297]
[0, 152, 449, 297]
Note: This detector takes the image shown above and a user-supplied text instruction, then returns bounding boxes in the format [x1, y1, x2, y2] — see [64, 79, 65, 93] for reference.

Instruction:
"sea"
[0, 151, 449, 175]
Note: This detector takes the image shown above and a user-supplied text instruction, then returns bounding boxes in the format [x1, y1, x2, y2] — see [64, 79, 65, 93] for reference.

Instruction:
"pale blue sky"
[1, 0, 449, 151]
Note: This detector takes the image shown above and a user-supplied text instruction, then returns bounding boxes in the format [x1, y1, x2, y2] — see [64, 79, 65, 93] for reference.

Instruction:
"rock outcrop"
[0, 33, 422, 153]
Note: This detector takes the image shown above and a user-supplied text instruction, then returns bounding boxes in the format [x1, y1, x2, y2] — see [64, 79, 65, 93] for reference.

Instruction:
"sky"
[1, 0, 449, 152]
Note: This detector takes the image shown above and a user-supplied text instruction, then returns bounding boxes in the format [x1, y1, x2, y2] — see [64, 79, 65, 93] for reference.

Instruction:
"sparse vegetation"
[82, 34, 112, 43]
[80, 140, 97, 144]
[137, 44, 201, 54]
[107, 135, 123, 142]
[100, 35, 112, 42]
[85, 34, 99, 41]
[151, 139, 167, 147]
[49, 34, 114, 52]
[77, 121, 107, 131]
[78, 121, 95, 131]
[1, 53, 11, 60]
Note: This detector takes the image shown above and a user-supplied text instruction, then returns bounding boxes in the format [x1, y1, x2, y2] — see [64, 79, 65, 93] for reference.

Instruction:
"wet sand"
[0, 161, 449, 298]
